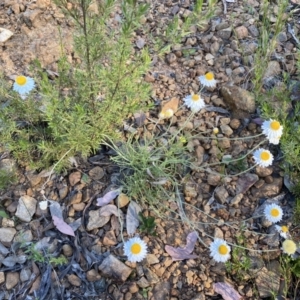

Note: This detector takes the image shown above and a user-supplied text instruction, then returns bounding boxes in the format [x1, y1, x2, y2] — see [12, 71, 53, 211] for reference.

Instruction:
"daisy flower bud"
[212, 127, 219, 134]
[275, 225, 289, 239]
[253, 148, 273, 167]
[209, 238, 231, 263]
[183, 94, 205, 113]
[159, 108, 174, 119]
[123, 237, 147, 263]
[198, 72, 217, 88]
[262, 119, 283, 144]
[264, 203, 283, 223]
[282, 239, 297, 256]
[13, 75, 35, 96]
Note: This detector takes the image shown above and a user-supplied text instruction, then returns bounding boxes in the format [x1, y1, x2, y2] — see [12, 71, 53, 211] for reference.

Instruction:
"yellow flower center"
[165, 109, 174, 118]
[271, 208, 279, 217]
[218, 245, 228, 255]
[16, 76, 27, 86]
[192, 94, 200, 102]
[131, 243, 142, 254]
[260, 151, 270, 161]
[281, 226, 288, 232]
[205, 72, 214, 80]
[270, 120, 280, 131]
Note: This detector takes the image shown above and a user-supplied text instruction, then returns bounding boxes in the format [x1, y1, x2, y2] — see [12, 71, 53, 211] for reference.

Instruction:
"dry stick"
[41, 148, 73, 195]
[117, 195, 125, 244]
[287, 23, 300, 46]
[221, 0, 227, 14]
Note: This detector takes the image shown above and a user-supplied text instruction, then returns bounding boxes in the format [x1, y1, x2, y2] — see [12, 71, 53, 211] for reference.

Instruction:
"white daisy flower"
[264, 203, 283, 223]
[282, 239, 297, 256]
[253, 148, 273, 167]
[159, 108, 174, 119]
[123, 237, 147, 263]
[13, 75, 35, 95]
[275, 225, 289, 239]
[262, 119, 283, 144]
[209, 238, 231, 263]
[198, 72, 217, 88]
[268, 137, 281, 145]
[183, 94, 205, 113]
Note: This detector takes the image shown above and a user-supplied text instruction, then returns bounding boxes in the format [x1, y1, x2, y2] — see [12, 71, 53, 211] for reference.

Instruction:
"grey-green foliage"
[0, 0, 151, 170]
[105, 134, 191, 212]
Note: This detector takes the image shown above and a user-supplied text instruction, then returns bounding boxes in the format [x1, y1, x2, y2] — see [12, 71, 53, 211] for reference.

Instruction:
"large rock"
[99, 255, 132, 282]
[251, 178, 283, 198]
[221, 86, 256, 118]
[255, 266, 280, 298]
[0, 159, 16, 172]
[0, 228, 16, 243]
[215, 186, 229, 204]
[263, 61, 281, 79]
[236, 173, 259, 194]
[15, 195, 37, 222]
[152, 281, 171, 300]
[6, 272, 19, 290]
[86, 210, 110, 231]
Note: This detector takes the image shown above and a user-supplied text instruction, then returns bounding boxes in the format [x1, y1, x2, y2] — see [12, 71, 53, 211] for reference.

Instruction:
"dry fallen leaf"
[52, 216, 75, 237]
[213, 282, 242, 300]
[96, 189, 121, 206]
[99, 204, 122, 218]
[165, 231, 199, 261]
[159, 97, 179, 119]
[49, 201, 63, 219]
[126, 201, 142, 235]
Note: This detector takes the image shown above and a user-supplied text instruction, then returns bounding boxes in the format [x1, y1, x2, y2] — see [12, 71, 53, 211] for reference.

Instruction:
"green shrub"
[0, 0, 151, 170]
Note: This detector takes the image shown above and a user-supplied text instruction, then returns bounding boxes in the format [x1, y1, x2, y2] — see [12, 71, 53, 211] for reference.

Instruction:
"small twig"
[41, 148, 73, 192]
[221, 0, 227, 14]
[287, 23, 300, 47]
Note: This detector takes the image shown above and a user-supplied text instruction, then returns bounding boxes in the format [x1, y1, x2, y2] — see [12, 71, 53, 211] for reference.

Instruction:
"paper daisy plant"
[123, 236, 147, 263]
[13, 75, 35, 96]
[253, 148, 273, 168]
[209, 238, 231, 263]
[183, 93, 205, 113]
[261, 119, 283, 144]
[264, 203, 283, 223]
[198, 72, 217, 88]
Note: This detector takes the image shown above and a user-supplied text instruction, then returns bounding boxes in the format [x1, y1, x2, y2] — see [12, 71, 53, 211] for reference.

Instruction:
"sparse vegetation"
[23, 242, 68, 266]
[1, 0, 300, 298]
